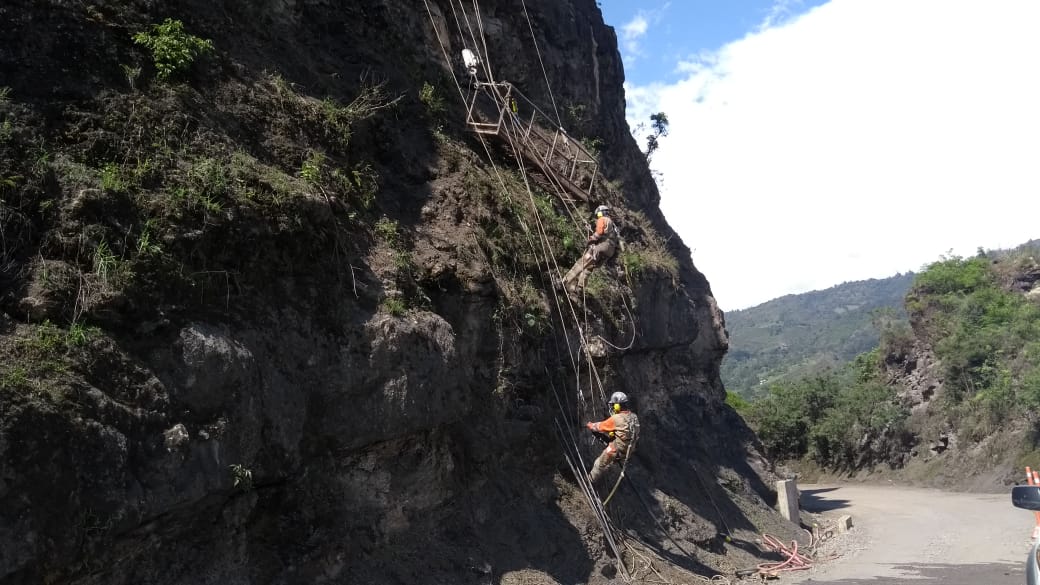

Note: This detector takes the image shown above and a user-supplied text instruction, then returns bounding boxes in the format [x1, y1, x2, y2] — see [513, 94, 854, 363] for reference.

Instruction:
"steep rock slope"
[876, 249, 1040, 490]
[0, 1, 795, 583]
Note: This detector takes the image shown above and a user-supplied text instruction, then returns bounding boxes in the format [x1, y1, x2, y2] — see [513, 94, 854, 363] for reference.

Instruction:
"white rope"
[421, 8, 638, 579]
[471, 0, 496, 83]
[423, 0, 593, 399]
[454, 0, 495, 84]
[519, 0, 563, 128]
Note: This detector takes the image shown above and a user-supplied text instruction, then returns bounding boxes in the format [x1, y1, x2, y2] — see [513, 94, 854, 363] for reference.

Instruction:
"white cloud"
[621, 14, 649, 59]
[626, 0, 1040, 311]
[759, 0, 807, 30]
[622, 15, 648, 40]
[618, 3, 670, 65]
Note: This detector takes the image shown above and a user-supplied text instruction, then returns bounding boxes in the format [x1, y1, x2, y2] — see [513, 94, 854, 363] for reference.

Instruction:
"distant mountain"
[722, 273, 916, 398]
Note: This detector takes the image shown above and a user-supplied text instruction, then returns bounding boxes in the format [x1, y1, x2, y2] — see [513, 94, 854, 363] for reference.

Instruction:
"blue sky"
[599, 0, 828, 85]
[596, 0, 1040, 311]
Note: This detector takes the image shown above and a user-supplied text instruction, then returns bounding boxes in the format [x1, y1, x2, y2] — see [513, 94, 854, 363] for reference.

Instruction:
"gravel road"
[783, 483, 1031, 584]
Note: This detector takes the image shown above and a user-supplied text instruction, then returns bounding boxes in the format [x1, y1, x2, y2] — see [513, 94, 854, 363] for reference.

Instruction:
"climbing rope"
[422, 6, 628, 577]
[495, 88, 637, 374]
[425, 0, 592, 401]
[452, 0, 495, 84]
[519, 0, 563, 128]
[470, 0, 496, 83]
[420, 7, 657, 581]
[601, 427, 638, 506]
[493, 86, 639, 358]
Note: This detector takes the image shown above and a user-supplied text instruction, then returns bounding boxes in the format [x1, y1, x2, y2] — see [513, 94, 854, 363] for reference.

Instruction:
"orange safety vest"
[592, 216, 617, 242]
[588, 410, 639, 453]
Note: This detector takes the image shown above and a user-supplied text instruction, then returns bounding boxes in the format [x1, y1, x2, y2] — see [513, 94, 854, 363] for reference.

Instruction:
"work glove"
[586, 422, 597, 431]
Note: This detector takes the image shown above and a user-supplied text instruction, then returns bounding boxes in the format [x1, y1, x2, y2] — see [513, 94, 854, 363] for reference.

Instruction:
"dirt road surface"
[784, 483, 1031, 584]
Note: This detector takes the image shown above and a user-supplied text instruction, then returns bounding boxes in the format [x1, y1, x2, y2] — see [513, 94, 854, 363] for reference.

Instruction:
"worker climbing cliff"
[585, 391, 639, 483]
[0, 0, 794, 583]
[561, 204, 620, 295]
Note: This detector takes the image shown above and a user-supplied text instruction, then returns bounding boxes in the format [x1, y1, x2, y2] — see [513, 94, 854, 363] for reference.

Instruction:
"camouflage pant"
[589, 440, 632, 483]
[562, 240, 616, 293]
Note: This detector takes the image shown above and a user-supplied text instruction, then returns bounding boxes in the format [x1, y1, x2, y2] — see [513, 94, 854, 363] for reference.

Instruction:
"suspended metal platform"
[465, 81, 599, 202]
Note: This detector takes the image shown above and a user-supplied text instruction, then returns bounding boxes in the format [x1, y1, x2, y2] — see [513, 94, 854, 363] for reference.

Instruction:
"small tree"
[133, 19, 214, 81]
[644, 111, 669, 162]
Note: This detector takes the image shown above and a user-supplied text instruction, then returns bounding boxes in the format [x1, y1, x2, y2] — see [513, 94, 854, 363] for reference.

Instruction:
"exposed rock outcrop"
[0, 1, 794, 583]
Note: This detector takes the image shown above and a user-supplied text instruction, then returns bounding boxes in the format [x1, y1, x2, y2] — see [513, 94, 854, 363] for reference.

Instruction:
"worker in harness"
[561, 204, 618, 294]
[585, 391, 639, 483]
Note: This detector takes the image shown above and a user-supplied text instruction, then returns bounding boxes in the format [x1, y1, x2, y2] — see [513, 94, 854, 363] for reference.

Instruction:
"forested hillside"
[722, 274, 914, 398]
[738, 243, 1040, 488]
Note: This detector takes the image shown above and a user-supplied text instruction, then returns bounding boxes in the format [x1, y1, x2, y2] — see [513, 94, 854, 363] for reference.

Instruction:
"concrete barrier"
[777, 479, 800, 525]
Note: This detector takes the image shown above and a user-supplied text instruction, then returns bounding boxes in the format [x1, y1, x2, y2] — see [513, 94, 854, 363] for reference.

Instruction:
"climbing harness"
[601, 421, 638, 506]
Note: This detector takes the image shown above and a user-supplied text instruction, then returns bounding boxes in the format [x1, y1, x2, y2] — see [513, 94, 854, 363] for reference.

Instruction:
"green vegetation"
[380, 296, 408, 316]
[497, 275, 549, 335]
[132, 19, 213, 81]
[99, 163, 128, 193]
[229, 464, 253, 490]
[742, 242, 1040, 472]
[583, 271, 609, 299]
[418, 82, 445, 118]
[725, 391, 750, 412]
[530, 191, 581, 259]
[475, 169, 580, 271]
[744, 357, 910, 469]
[374, 216, 399, 244]
[319, 81, 400, 149]
[621, 243, 677, 282]
[298, 150, 378, 212]
[136, 221, 162, 256]
[66, 322, 101, 347]
[2, 320, 102, 394]
[580, 137, 603, 157]
[722, 273, 915, 398]
[565, 103, 587, 127]
[300, 151, 324, 184]
[618, 210, 679, 283]
[120, 64, 142, 90]
[909, 249, 1040, 441]
[92, 240, 123, 286]
[643, 111, 669, 162]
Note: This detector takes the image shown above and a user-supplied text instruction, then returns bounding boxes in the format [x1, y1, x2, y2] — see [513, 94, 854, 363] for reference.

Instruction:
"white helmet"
[609, 392, 629, 410]
[595, 205, 610, 215]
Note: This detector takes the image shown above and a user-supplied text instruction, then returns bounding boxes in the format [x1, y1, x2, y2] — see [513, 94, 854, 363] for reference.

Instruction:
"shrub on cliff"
[745, 355, 910, 470]
[133, 19, 213, 81]
[909, 252, 1040, 439]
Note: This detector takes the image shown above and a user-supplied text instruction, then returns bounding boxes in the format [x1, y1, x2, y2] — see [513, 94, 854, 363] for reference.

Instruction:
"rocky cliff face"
[877, 254, 1040, 490]
[0, 1, 794, 583]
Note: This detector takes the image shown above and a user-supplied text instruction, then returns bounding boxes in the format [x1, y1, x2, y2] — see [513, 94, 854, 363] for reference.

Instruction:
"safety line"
[455, 0, 495, 83]
[423, 0, 582, 386]
[493, 88, 637, 364]
[492, 88, 615, 401]
[519, 0, 563, 128]
[420, 10, 641, 580]
[471, 0, 496, 83]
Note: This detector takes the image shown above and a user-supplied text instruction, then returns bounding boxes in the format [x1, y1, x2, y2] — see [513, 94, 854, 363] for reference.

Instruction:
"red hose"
[757, 533, 814, 576]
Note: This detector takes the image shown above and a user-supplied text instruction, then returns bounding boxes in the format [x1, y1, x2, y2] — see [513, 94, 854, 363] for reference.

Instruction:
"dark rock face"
[0, 1, 789, 583]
